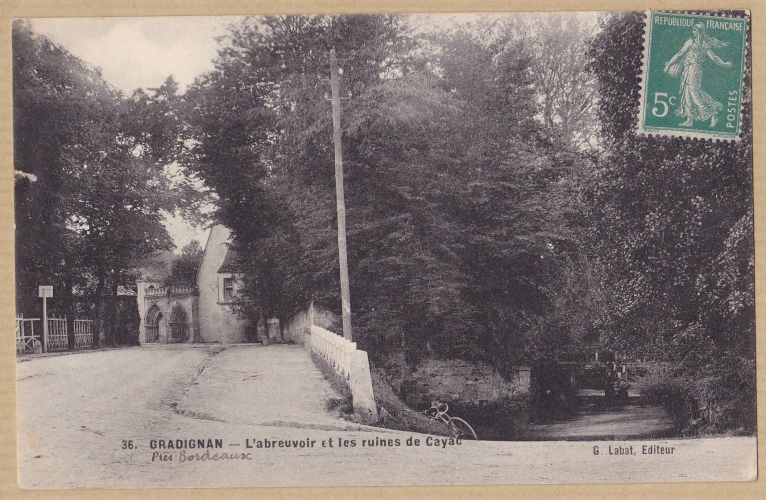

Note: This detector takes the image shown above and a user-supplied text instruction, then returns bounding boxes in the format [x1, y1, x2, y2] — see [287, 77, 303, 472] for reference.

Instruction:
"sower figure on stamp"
[664, 22, 732, 128]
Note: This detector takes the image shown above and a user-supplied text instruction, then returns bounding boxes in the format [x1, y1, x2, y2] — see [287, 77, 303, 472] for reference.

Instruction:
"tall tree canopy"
[175, 15, 596, 372]
[588, 12, 754, 431]
[13, 20, 189, 344]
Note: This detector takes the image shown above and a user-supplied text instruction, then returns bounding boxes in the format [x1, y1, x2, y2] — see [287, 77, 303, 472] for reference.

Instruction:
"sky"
[29, 17, 238, 95]
[28, 17, 248, 250]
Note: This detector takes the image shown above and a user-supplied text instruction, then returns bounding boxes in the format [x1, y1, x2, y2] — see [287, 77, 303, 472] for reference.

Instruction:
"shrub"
[309, 351, 354, 419]
[634, 357, 756, 436]
[371, 367, 451, 436]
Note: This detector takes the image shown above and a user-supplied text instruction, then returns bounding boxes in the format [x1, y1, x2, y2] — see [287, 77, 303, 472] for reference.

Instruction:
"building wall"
[196, 225, 248, 343]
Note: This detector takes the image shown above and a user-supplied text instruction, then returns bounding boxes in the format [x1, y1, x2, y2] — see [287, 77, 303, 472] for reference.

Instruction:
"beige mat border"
[0, 0, 763, 499]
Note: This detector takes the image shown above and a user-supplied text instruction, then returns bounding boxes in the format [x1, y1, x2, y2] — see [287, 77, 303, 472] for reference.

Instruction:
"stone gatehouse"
[137, 225, 251, 344]
[136, 284, 199, 343]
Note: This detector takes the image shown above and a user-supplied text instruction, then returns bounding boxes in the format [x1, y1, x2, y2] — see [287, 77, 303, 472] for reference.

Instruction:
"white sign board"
[38, 285, 53, 298]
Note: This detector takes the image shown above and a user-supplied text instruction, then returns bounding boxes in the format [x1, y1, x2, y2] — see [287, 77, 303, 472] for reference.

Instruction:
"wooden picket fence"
[47, 317, 69, 351]
[15, 315, 40, 354]
[15, 315, 97, 353]
[74, 319, 95, 348]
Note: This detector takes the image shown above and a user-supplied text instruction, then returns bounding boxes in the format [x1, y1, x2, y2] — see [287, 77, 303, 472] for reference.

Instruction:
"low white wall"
[307, 325, 378, 424]
[308, 325, 356, 379]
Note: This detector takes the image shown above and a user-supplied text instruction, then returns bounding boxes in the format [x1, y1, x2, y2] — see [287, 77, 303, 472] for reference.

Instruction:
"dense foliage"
[13, 21, 192, 344]
[174, 15, 599, 373]
[165, 240, 204, 285]
[589, 12, 754, 432]
[173, 13, 754, 432]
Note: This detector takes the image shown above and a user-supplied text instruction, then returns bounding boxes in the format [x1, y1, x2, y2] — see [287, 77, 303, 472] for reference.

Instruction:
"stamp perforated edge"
[636, 10, 750, 142]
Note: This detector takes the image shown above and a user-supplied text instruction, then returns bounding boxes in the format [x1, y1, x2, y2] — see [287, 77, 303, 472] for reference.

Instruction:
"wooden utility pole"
[329, 48, 353, 341]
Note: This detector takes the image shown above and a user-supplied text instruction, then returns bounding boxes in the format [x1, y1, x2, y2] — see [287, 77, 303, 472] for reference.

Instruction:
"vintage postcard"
[10, 9, 757, 491]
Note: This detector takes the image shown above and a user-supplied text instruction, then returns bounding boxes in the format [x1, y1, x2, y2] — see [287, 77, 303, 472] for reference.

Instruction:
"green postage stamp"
[639, 11, 748, 140]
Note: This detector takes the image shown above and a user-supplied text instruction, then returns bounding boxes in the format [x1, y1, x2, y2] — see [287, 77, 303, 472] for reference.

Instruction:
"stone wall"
[283, 303, 339, 344]
[405, 359, 531, 406]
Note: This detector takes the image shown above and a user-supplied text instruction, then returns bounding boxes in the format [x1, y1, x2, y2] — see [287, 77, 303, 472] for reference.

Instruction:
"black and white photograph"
[11, 10, 757, 489]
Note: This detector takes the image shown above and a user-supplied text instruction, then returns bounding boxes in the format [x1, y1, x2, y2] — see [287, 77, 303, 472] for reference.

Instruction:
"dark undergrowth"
[309, 351, 354, 419]
[371, 367, 451, 436]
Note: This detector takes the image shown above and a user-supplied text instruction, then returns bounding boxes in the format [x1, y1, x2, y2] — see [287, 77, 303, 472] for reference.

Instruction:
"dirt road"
[16, 344, 757, 489]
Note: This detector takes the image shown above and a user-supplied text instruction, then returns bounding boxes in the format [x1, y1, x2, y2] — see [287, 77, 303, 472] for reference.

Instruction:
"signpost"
[38, 286, 52, 353]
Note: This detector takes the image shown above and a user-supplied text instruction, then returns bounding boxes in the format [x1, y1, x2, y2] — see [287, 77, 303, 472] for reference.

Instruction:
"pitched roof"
[217, 246, 244, 274]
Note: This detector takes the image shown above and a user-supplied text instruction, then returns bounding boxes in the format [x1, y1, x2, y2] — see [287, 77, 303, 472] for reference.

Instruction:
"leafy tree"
[508, 14, 599, 148]
[13, 19, 101, 331]
[13, 20, 182, 346]
[177, 15, 419, 333]
[175, 16, 602, 376]
[165, 240, 204, 285]
[172, 15, 755, 434]
[589, 12, 754, 431]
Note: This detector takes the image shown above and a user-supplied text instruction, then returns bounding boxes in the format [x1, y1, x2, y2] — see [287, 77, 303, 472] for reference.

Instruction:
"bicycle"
[419, 402, 478, 440]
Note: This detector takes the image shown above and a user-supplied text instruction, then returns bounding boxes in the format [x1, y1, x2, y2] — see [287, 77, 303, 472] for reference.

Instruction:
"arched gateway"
[169, 305, 189, 343]
[145, 304, 162, 343]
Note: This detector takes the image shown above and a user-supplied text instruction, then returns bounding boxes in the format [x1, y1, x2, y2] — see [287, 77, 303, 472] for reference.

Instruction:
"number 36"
[652, 92, 677, 118]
